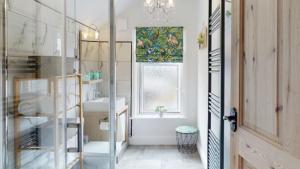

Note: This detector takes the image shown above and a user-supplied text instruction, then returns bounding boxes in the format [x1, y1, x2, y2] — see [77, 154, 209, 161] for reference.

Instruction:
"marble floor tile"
[117, 146, 203, 169]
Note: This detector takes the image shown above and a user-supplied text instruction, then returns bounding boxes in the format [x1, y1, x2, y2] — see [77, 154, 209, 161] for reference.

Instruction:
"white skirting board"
[197, 142, 206, 169]
[129, 136, 177, 145]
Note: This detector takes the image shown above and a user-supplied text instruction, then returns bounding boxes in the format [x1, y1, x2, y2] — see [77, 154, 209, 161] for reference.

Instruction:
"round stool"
[176, 126, 198, 153]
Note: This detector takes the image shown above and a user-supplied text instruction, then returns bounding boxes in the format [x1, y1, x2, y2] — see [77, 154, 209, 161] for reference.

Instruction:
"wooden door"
[231, 0, 300, 168]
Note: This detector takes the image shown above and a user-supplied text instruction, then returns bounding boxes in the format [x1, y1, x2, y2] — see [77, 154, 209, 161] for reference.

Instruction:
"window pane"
[142, 64, 180, 113]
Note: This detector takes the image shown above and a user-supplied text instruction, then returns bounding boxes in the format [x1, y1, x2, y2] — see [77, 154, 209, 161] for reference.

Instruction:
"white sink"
[83, 97, 126, 113]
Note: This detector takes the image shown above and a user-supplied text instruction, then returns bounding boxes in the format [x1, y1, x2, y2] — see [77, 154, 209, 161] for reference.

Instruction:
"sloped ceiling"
[77, 0, 139, 26]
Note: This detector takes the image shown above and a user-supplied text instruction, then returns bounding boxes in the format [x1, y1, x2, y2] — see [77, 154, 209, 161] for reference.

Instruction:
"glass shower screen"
[3, 0, 67, 168]
[0, 0, 117, 169]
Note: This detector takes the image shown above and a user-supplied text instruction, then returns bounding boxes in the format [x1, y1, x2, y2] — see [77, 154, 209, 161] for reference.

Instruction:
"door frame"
[223, 1, 233, 169]
[230, 0, 244, 169]
[230, 0, 243, 167]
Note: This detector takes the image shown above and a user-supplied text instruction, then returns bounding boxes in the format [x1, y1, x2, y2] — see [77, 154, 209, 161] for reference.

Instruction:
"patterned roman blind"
[136, 27, 183, 63]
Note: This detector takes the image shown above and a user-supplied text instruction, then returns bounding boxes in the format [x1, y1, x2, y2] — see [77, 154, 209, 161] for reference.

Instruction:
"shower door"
[75, 0, 117, 168]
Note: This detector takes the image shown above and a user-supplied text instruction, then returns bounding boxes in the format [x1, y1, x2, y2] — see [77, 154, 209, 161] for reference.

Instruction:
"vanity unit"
[83, 98, 129, 164]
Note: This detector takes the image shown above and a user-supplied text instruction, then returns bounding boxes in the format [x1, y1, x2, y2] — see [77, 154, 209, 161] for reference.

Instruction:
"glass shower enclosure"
[0, 0, 117, 168]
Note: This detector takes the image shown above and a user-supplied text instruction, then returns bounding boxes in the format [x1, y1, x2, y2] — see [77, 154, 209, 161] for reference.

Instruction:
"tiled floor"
[117, 146, 204, 169]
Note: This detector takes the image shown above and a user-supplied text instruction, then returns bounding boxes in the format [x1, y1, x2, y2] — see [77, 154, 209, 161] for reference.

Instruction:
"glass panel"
[1, 0, 117, 168]
[80, 37, 111, 169]
[4, 0, 66, 168]
[77, 0, 113, 168]
[116, 42, 131, 158]
[142, 63, 181, 113]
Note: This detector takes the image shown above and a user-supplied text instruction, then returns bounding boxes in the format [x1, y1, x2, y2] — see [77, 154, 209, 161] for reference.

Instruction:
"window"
[139, 63, 181, 114]
[135, 27, 183, 115]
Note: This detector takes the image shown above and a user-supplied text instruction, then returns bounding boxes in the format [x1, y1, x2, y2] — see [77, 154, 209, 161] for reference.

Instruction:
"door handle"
[67, 122, 83, 152]
[223, 108, 237, 132]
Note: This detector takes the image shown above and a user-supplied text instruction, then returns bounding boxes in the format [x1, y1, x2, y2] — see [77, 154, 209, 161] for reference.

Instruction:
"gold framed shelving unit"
[13, 73, 83, 169]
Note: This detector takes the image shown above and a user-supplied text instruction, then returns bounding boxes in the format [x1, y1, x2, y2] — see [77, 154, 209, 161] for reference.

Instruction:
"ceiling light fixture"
[144, 0, 175, 21]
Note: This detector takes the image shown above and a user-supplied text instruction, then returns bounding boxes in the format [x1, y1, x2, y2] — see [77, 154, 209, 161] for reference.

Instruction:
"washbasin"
[83, 97, 126, 113]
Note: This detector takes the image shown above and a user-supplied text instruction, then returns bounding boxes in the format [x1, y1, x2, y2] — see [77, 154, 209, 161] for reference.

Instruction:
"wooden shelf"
[82, 79, 103, 84]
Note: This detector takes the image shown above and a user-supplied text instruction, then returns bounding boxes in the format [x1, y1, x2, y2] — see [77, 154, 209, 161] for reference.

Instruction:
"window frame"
[138, 62, 182, 115]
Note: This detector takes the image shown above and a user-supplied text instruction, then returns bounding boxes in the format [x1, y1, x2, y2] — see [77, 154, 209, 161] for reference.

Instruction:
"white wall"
[197, 0, 209, 168]
[98, 0, 200, 145]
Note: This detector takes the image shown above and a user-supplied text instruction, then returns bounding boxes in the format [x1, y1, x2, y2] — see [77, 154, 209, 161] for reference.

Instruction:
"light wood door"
[231, 0, 300, 168]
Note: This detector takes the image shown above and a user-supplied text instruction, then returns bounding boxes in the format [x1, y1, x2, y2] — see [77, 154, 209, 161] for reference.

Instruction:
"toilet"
[83, 141, 124, 169]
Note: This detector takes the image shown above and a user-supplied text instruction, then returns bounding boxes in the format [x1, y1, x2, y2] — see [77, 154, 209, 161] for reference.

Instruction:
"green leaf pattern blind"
[136, 27, 183, 63]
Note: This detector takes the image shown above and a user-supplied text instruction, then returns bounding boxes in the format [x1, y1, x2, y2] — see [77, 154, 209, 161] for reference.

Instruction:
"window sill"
[131, 114, 186, 119]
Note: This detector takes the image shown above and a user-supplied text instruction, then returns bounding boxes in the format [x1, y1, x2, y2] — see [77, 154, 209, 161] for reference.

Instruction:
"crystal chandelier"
[144, 0, 175, 21]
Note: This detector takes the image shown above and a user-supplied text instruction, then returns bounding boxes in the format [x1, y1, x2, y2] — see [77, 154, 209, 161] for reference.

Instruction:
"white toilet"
[83, 142, 110, 169]
[83, 141, 124, 169]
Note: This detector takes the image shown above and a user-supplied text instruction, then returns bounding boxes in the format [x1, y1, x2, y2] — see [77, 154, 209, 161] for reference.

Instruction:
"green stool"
[176, 126, 199, 153]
